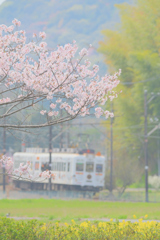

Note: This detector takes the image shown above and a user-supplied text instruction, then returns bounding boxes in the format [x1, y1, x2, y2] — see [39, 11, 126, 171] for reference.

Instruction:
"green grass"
[0, 199, 160, 222]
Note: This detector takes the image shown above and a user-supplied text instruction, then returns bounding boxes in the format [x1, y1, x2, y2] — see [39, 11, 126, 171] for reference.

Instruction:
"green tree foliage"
[99, 0, 160, 181]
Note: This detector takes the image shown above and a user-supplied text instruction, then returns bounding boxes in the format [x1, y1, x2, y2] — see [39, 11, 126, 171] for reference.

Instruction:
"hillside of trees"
[0, 0, 131, 74]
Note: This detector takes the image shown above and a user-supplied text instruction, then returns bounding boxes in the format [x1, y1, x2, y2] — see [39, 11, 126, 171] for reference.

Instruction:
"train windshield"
[76, 163, 84, 171]
[86, 163, 94, 172]
[96, 164, 103, 173]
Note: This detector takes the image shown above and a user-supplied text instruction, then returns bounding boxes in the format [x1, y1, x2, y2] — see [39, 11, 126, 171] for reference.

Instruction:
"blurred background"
[0, 0, 160, 202]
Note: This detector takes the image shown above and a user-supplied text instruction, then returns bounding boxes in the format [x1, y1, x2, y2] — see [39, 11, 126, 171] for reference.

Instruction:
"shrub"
[0, 217, 159, 239]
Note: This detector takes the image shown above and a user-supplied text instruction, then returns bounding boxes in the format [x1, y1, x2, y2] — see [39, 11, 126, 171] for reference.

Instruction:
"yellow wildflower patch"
[0, 217, 160, 239]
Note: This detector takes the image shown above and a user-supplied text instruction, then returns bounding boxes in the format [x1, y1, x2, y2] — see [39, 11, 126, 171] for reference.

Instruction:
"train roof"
[13, 152, 79, 157]
[13, 152, 105, 159]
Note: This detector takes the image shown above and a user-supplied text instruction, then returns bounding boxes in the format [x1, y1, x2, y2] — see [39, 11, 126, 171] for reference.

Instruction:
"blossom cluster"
[39, 170, 51, 179]
[0, 97, 11, 104]
[0, 155, 54, 180]
[14, 161, 32, 178]
[0, 155, 13, 175]
[0, 156, 33, 179]
[0, 155, 13, 167]
[0, 18, 121, 129]
[149, 175, 160, 189]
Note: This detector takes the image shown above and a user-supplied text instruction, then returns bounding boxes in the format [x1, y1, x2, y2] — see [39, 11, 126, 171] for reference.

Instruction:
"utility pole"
[67, 121, 70, 148]
[21, 124, 25, 152]
[3, 120, 6, 194]
[21, 105, 25, 152]
[144, 90, 148, 202]
[21, 139, 25, 152]
[60, 110, 63, 150]
[158, 128, 160, 176]
[144, 91, 160, 201]
[49, 124, 52, 191]
[110, 102, 113, 193]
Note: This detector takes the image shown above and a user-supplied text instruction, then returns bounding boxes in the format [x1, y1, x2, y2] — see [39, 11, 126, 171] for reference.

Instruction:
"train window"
[35, 162, 39, 170]
[57, 162, 60, 171]
[76, 163, 84, 172]
[63, 163, 66, 171]
[86, 163, 94, 172]
[41, 162, 49, 172]
[96, 164, 103, 173]
[51, 162, 66, 171]
[68, 162, 70, 172]
[52, 162, 57, 171]
[57, 162, 63, 171]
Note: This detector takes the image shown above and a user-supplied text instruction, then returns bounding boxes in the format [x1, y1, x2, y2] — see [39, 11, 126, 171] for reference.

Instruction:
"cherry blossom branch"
[0, 19, 121, 130]
[0, 155, 54, 181]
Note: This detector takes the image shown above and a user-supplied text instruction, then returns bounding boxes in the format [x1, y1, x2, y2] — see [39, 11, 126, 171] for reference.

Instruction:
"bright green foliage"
[0, 217, 160, 240]
[99, 0, 160, 181]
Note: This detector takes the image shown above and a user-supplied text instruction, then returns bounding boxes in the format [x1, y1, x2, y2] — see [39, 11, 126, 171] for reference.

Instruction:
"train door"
[84, 155, 95, 186]
[66, 158, 72, 185]
[74, 157, 85, 186]
[95, 156, 105, 187]
[33, 154, 40, 176]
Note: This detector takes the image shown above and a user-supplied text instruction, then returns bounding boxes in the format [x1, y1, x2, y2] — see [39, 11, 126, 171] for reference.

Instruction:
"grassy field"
[0, 199, 160, 222]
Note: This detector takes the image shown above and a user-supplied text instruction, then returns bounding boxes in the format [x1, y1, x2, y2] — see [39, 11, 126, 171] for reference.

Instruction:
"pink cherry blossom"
[50, 103, 56, 109]
[48, 111, 54, 116]
[39, 170, 51, 178]
[39, 31, 46, 39]
[14, 161, 31, 176]
[0, 98, 11, 104]
[79, 48, 88, 57]
[12, 18, 21, 27]
[0, 155, 13, 166]
[110, 112, 114, 118]
[40, 110, 46, 115]
[53, 111, 59, 116]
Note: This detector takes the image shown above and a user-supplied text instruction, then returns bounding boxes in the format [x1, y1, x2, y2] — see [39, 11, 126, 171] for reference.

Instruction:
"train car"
[13, 148, 105, 192]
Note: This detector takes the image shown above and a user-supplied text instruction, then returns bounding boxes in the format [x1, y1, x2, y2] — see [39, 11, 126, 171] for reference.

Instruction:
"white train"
[13, 148, 105, 192]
